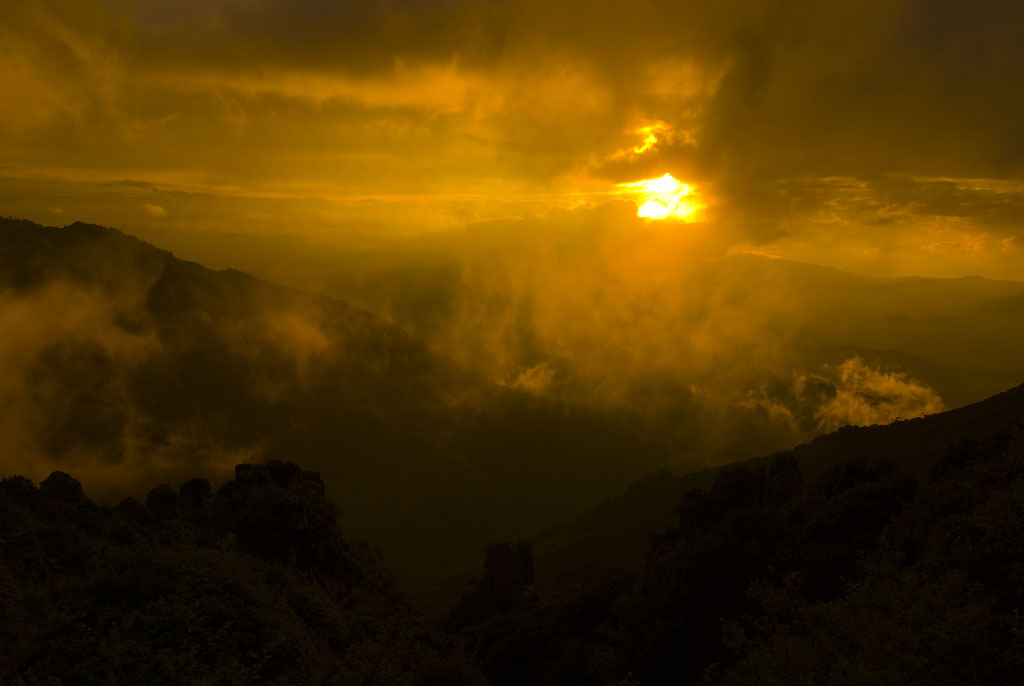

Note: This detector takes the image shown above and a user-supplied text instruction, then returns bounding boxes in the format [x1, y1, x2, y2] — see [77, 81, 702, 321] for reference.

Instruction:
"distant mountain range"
[134, 224, 1024, 416]
[3, 216, 1024, 584]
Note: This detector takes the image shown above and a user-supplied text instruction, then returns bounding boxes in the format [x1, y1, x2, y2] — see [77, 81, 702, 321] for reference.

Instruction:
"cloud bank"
[0, 0, 1021, 279]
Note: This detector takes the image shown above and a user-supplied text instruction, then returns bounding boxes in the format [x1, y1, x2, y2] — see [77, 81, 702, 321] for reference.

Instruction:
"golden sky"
[2, 0, 1024, 278]
[4, 0, 1024, 492]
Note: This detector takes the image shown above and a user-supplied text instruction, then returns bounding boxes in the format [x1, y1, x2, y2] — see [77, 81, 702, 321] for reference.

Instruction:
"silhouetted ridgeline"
[0, 460, 483, 684]
[5, 215, 1024, 582]
[3, 216, 1024, 683]
[528, 381, 1024, 594]
[444, 421, 1024, 685]
[4, 412, 1023, 683]
[0, 217, 672, 572]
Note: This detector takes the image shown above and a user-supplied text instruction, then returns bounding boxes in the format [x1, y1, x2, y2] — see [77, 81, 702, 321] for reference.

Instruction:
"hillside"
[446, 396, 1024, 685]
[135, 227, 1024, 436]
[328, 245, 1024, 464]
[0, 461, 482, 684]
[529, 380, 1024, 594]
[3, 368, 1022, 684]
[0, 217, 673, 572]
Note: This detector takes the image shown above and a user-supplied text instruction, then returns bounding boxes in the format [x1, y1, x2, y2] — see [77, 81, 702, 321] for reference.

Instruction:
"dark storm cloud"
[1, 0, 1022, 256]
[149, 0, 1024, 183]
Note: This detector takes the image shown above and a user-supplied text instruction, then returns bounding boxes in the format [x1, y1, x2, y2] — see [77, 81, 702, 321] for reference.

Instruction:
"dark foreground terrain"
[0, 460, 484, 684]
[3, 386, 1023, 684]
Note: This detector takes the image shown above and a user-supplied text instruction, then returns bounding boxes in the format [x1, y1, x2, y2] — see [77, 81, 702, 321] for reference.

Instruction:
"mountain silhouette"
[446, 385, 1024, 685]
[3, 222, 1023, 682]
[0, 460, 483, 684]
[0, 217, 673, 572]
[529, 378, 1024, 595]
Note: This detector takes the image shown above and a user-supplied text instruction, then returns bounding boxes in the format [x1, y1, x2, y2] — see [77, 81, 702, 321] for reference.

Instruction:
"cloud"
[0, 282, 161, 490]
[0, 266, 350, 498]
[0, 0, 1020, 296]
[502, 362, 557, 395]
[809, 357, 946, 432]
[143, 203, 167, 217]
[4, 1, 1021, 206]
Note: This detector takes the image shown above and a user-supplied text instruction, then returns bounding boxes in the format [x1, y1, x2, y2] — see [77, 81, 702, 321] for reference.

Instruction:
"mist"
[211, 201, 1020, 466]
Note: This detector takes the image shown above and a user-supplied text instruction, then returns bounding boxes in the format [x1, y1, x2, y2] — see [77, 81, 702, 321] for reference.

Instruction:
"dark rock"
[480, 541, 534, 598]
[235, 463, 273, 485]
[179, 478, 212, 506]
[39, 471, 86, 506]
[146, 484, 179, 518]
[0, 475, 39, 506]
[266, 460, 302, 489]
[300, 470, 326, 496]
[213, 479, 246, 511]
[116, 496, 154, 525]
[445, 541, 534, 631]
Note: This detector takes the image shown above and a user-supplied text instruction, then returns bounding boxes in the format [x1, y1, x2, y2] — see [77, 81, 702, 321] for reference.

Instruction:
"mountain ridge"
[527, 376, 1024, 596]
[0, 217, 676, 573]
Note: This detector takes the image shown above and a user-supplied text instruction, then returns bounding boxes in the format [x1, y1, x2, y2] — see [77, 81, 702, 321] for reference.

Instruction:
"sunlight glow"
[631, 124, 665, 154]
[618, 173, 701, 221]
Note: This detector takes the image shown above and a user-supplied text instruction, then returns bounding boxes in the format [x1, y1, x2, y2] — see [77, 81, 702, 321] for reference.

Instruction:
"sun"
[618, 173, 702, 221]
